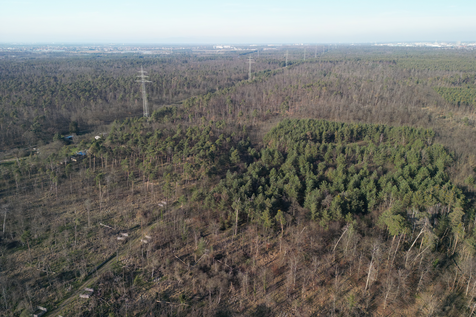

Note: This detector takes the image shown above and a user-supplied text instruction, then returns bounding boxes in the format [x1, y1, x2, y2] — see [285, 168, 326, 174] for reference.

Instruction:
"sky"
[1, 0, 475, 44]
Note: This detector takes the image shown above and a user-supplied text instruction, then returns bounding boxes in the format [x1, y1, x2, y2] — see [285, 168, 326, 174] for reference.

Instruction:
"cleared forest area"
[2, 47, 476, 316]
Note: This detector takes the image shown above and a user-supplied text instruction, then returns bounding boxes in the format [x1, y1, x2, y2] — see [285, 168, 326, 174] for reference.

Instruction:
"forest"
[2, 46, 476, 316]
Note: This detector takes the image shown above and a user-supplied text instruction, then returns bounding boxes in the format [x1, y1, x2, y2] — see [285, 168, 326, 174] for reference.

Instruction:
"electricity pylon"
[137, 66, 151, 117]
[248, 56, 254, 81]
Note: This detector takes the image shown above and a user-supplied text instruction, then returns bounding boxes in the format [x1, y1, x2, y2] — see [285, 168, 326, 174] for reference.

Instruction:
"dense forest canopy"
[2, 46, 476, 316]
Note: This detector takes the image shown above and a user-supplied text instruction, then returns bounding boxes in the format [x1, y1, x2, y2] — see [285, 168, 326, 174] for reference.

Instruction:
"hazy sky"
[1, 0, 475, 43]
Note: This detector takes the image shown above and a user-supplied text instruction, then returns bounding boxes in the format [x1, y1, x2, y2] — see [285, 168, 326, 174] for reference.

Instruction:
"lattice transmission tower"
[248, 56, 254, 81]
[137, 66, 152, 117]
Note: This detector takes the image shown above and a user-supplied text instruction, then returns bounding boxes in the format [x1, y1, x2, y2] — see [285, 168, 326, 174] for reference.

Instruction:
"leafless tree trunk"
[332, 224, 349, 261]
[2, 205, 7, 235]
[365, 245, 378, 291]
[383, 273, 393, 309]
[406, 227, 425, 267]
[84, 199, 91, 228]
[234, 199, 240, 237]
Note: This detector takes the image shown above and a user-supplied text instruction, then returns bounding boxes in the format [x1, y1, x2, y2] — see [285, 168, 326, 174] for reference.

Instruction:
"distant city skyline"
[1, 0, 475, 43]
